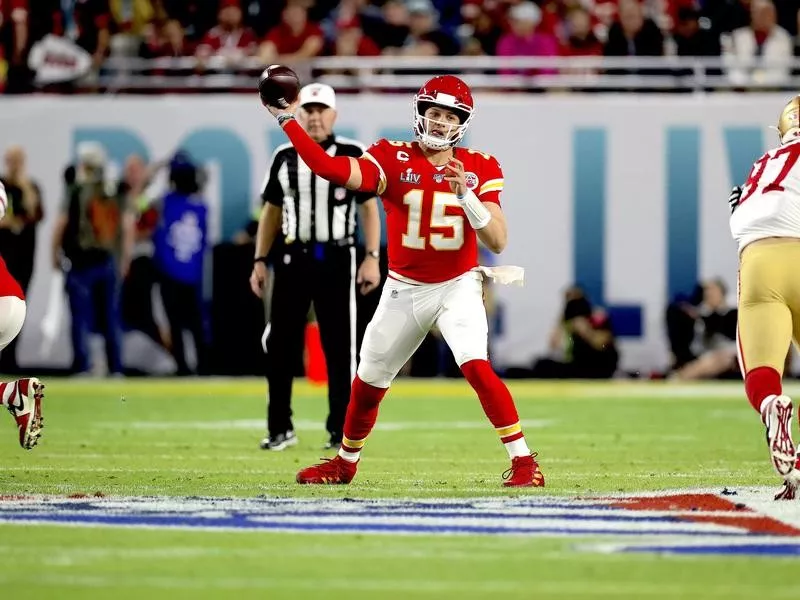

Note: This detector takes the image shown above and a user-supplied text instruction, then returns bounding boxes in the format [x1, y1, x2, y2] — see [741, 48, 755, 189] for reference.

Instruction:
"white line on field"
[0, 573, 793, 597]
[94, 419, 555, 431]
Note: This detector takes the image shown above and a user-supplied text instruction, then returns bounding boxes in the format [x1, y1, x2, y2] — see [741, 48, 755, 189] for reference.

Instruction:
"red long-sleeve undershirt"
[281, 119, 381, 193]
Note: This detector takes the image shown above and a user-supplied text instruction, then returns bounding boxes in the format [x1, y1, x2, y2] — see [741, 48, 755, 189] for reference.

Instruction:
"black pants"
[266, 244, 356, 439]
[159, 275, 208, 375]
[122, 256, 164, 348]
[666, 303, 697, 369]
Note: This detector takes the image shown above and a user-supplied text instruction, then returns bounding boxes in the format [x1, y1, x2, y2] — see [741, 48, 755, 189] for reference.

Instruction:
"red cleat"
[296, 456, 358, 484]
[6, 378, 45, 450]
[502, 453, 545, 488]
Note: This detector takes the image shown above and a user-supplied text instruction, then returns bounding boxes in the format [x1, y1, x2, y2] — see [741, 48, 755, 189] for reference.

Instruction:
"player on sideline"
[729, 95, 800, 499]
[265, 74, 544, 487]
[0, 181, 45, 449]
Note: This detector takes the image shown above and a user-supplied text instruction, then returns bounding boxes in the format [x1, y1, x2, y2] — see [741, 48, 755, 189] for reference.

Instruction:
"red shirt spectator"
[330, 19, 380, 57]
[74, 0, 111, 62]
[537, 0, 565, 38]
[260, 2, 323, 62]
[196, 0, 257, 59]
[144, 19, 194, 58]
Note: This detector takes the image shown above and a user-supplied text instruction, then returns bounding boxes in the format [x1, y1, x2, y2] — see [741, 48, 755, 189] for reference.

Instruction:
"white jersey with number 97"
[730, 140, 800, 254]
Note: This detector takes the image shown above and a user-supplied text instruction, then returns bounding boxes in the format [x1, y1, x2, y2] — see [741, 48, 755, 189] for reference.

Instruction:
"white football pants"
[0, 296, 26, 351]
[357, 270, 488, 388]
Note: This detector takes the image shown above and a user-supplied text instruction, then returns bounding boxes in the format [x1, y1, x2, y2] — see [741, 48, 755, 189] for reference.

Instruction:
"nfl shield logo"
[434, 173, 445, 183]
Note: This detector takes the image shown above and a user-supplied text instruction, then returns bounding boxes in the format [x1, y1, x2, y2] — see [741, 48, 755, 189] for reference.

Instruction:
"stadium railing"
[71, 55, 800, 94]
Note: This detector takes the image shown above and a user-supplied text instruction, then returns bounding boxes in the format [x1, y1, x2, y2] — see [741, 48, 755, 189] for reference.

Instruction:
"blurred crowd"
[1, 144, 214, 377]
[0, 0, 799, 92]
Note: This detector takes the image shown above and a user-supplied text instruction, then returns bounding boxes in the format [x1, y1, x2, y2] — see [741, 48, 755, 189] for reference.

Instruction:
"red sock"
[0, 381, 13, 406]
[339, 375, 388, 459]
[461, 359, 529, 456]
[744, 366, 782, 414]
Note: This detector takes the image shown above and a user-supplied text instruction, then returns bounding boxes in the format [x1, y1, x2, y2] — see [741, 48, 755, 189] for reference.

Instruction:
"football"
[258, 65, 300, 109]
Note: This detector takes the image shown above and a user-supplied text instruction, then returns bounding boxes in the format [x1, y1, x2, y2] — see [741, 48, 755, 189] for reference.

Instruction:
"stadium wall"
[0, 94, 781, 372]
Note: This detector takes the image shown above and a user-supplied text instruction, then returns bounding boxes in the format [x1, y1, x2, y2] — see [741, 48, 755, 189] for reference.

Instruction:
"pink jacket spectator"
[496, 2, 560, 75]
[496, 33, 560, 75]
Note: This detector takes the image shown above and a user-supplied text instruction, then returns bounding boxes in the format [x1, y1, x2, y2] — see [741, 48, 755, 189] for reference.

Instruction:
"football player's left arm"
[445, 157, 507, 253]
[476, 203, 507, 254]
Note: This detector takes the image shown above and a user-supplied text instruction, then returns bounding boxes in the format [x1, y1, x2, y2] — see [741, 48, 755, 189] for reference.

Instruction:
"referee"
[250, 83, 381, 451]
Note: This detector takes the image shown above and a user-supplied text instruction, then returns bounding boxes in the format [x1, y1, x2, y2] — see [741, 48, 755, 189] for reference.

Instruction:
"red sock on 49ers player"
[745, 366, 783, 416]
[0, 381, 15, 406]
[338, 375, 388, 463]
[461, 359, 531, 458]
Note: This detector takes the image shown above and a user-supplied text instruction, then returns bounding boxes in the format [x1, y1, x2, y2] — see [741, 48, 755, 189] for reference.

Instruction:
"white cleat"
[762, 395, 796, 477]
[775, 467, 800, 500]
[6, 378, 45, 450]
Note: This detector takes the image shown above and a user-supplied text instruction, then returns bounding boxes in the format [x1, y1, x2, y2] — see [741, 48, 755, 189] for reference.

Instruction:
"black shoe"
[323, 433, 342, 450]
[259, 430, 298, 451]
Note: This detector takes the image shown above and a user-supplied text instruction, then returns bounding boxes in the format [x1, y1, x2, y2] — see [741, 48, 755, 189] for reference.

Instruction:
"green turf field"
[0, 378, 798, 599]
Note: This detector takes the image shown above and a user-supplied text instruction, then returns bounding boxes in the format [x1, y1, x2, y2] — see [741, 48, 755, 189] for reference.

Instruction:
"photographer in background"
[669, 278, 739, 380]
[52, 142, 125, 376]
[152, 151, 209, 376]
[506, 286, 619, 379]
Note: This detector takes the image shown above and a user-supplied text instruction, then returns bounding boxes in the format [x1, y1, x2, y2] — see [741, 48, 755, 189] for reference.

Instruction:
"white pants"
[357, 271, 488, 388]
[0, 296, 25, 351]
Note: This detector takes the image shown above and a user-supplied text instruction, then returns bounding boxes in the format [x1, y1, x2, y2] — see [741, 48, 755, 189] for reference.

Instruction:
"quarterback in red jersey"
[266, 74, 543, 487]
[0, 181, 45, 450]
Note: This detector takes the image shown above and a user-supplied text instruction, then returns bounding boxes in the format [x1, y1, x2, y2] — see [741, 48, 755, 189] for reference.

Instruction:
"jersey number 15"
[402, 190, 464, 251]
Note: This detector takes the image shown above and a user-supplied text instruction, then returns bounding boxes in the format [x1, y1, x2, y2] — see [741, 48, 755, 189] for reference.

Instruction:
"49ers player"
[0, 181, 44, 450]
[265, 74, 543, 487]
[729, 95, 800, 499]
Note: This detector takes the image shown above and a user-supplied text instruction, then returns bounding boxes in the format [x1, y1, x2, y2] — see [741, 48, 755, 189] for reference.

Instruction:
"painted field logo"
[1, 490, 799, 556]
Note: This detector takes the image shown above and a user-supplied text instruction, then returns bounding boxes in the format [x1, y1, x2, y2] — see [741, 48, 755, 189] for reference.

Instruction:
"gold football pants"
[737, 238, 800, 375]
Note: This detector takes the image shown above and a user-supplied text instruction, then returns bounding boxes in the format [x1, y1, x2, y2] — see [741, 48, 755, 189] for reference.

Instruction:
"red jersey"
[363, 139, 504, 284]
[0, 255, 23, 300]
[264, 22, 323, 55]
[196, 26, 258, 56]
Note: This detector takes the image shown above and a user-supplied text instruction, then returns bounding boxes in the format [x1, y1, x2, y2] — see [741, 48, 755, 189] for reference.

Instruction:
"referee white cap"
[299, 83, 336, 110]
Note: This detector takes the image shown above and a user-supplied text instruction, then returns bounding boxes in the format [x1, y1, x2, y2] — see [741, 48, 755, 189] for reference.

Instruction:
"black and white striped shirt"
[261, 135, 372, 245]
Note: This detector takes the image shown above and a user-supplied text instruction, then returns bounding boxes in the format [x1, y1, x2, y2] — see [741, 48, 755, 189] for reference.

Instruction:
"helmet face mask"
[413, 75, 474, 151]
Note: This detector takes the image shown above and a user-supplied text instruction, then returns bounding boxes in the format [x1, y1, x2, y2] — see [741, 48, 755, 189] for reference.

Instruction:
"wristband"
[457, 189, 492, 230]
[254, 256, 270, 266]
[276, 113, 295, 127]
